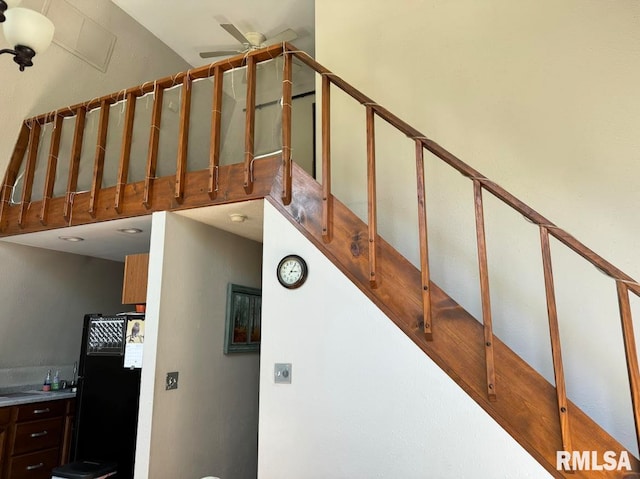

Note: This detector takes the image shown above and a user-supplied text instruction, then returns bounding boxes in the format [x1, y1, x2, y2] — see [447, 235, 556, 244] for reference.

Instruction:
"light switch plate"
[274, 363, 292, 384]
[166, 371, 179, 390]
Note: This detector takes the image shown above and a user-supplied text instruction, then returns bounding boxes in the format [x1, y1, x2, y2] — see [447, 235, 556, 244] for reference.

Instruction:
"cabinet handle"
[26, 462, 44, 471]
[33, 407, 50, 414]
[30, 430, 48, 438]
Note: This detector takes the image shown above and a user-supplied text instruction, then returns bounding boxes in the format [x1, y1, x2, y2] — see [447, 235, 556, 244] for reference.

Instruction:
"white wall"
[316, 0, 639, 455]
[0, 0, 190, 177]
[0, 242, 124, 387]
[135, 212, 262, 479]
[258, 201, 552, 478]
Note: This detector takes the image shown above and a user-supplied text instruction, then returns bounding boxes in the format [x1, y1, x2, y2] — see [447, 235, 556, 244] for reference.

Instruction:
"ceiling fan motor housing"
[244, 31, 266, 47]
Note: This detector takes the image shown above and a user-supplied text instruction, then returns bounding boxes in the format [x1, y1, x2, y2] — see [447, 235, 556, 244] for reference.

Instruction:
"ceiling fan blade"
[265, 28, 298, 45]
[220, 23, 250, 45]
[199, 50, 242, 59]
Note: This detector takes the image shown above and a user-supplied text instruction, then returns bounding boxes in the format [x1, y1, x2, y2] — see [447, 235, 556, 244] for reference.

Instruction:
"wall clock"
[277, 254, 308, 289]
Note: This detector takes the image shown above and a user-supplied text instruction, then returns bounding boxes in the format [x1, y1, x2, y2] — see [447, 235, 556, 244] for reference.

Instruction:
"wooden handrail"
[284, 44, 640, 299]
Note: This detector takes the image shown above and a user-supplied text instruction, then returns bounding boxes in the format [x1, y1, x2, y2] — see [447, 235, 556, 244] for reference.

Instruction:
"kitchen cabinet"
[1, 398, 74, 479]
[122, 253, 149, 304]
[0, 408, 9, 476]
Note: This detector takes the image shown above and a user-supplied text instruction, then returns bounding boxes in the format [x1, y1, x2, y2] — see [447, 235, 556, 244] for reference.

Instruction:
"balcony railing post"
[40, 115, 63, 225]
[176, 72, 192, 203]
[281, 52, 293, 206]
[473, 180, 496, 400]
[88, 100, 111, 217]
[64, 107, 87, 222]
[18, 120, 42, 227]
[0, 122, 30, 231]
[114, 93, 136, 214]
[244, 55, 257, 195]
[208, 65, 223, 200]
[143, 84, 164, 209]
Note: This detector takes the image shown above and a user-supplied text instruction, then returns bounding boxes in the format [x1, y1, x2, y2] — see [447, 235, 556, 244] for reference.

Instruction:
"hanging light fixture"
[0, 0, 55, 71]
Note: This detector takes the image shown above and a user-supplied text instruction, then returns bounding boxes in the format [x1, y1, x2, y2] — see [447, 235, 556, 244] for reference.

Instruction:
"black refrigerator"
[71, 313, 145, 479]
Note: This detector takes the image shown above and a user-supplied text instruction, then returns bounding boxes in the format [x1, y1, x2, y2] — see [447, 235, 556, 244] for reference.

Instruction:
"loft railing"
[0, 44, 291, 231]
[1, 42, 638, 460]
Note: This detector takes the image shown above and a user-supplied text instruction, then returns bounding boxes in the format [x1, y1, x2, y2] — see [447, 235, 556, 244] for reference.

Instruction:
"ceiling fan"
[199, 23, 298, 59]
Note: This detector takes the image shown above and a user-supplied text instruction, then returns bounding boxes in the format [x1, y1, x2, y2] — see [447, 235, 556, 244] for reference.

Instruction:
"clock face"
[277, 255, 307, 289]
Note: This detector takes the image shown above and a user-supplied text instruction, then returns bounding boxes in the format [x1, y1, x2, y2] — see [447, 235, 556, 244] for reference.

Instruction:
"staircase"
[1, 44, 638, 478]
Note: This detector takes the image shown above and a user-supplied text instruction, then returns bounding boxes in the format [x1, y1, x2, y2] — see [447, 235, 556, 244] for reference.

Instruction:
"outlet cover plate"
[166, 371, 179, 390]
[274, 363, 292, 384]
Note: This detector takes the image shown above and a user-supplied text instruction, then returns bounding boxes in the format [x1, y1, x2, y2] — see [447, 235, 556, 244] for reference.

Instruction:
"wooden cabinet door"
[122, 253, 149, 304]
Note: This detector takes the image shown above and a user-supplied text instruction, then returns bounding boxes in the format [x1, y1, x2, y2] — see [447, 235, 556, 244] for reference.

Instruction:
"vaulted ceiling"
[111, 0, 315, 67]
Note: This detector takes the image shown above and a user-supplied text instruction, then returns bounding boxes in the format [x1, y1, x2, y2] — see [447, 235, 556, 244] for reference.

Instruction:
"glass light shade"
[3, 8, 54, 53]
[4, 0, 23, 8]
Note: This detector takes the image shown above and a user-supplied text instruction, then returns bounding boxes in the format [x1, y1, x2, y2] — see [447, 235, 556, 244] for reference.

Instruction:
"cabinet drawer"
[6, 447, 59, 479]
[12, 418, 63, 456]
[14, 400, 65, 422]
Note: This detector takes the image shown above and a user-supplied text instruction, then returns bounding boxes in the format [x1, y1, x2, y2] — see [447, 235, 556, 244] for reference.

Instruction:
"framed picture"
[224, 283, 262, 354]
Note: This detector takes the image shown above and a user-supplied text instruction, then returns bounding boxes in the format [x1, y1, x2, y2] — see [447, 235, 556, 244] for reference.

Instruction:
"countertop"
[0, 389, 76, 407]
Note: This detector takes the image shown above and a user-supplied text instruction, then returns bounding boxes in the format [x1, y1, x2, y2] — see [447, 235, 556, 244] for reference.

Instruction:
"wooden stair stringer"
[266, 162, 640, 479]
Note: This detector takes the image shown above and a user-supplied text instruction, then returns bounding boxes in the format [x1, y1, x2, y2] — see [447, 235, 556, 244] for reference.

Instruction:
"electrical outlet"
[274, 363, 292, 384]
[166, 371, 179, 390]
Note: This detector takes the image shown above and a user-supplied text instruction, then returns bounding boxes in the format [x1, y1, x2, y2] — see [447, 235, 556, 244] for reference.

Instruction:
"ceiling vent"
[42, 0, 116, 72]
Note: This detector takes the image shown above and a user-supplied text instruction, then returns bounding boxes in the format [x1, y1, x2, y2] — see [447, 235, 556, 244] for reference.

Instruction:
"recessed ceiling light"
[229, 213, 247, 223]
[117, 228, 143, 234]
[58, 236, 84, 242]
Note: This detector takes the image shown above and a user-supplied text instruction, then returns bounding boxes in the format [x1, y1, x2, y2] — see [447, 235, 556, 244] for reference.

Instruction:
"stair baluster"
[366, 105, 377, 289]
[415, 141, 433, 341]
[616, 280, 640, 450]
[321, 75, 332, 243]
[540, 225, 573, 453]
[473, 180, 497, 401]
